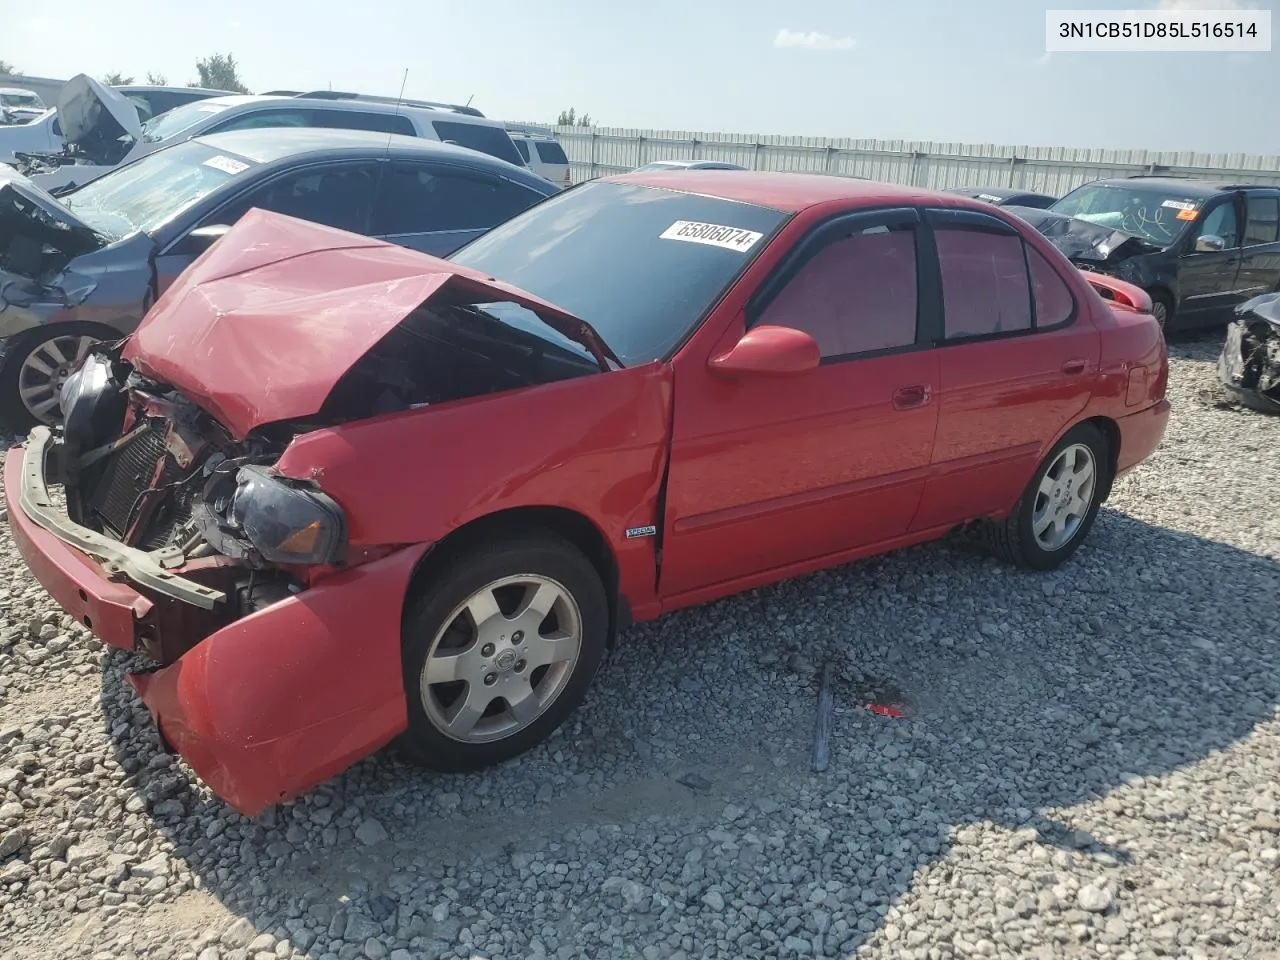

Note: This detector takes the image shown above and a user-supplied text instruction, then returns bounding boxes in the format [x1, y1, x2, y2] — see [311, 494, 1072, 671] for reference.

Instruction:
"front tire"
[982, 422, 1111, 571]
[398, 534, 609, 772]
[1149, 291, 1174, 333]
[0, 324, 111, 433]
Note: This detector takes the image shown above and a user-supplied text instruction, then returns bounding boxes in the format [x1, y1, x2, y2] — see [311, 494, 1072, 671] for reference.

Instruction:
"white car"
[0, 78, 233, 165]
[0, 88, 45, 126]
[506, 128, 571, 188]
[11, 78, 528, 193]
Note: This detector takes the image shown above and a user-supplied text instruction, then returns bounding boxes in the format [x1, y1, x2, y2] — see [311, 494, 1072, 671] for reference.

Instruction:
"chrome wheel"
[1031, 443, 1097, 551]
[18, 334, 95, 424]
[419, 574, 582, 744]
[1151, 298, 1169, 330]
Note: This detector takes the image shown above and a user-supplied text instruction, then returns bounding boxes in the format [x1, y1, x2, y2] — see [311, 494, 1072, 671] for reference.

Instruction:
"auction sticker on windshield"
[203, 155, 250, 175]
[660, 220, 764, 252]
[1161, 199, 1198, 211]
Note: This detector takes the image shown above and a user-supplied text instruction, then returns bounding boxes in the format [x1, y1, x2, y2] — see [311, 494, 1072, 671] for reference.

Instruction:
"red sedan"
[6, 171, 1170, 816]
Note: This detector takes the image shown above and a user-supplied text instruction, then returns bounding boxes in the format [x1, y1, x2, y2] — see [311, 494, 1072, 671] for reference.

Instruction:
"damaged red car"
[6, 172, 1171, 816]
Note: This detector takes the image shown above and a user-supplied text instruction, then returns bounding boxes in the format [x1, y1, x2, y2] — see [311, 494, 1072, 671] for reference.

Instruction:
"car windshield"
[1, 92, 41, 108]
[1050, 183, 1204, 247]
[449, 181, 787, 366]
[139, 99, 232, 143]
[60, 140, 256, 240]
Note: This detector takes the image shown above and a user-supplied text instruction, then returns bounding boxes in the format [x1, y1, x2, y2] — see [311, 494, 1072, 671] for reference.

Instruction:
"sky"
[5, 0, 1278, 155]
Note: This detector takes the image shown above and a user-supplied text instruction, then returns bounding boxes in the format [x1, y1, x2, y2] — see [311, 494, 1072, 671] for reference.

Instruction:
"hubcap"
[1031, 443, 1097, 551]
[1151, 300, 1168, 330]
[419, 574, 582, 743]
[18, 335, 96, 425]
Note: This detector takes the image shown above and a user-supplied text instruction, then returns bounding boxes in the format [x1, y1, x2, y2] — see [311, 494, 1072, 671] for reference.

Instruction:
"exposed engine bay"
[1219, 293, 1280, 415]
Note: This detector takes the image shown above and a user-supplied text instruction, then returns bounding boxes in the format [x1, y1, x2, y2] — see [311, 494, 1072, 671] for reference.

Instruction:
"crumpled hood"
[122, 209, 620, 439]
[1239, 291, 1280, 328]
[0, 178, 104, 272]
[1007, 206, 1160, 263]
[57, 74, 141, 145]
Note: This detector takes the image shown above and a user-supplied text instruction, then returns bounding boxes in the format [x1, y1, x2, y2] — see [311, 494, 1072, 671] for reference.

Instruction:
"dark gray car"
[0, 127, 558, 430]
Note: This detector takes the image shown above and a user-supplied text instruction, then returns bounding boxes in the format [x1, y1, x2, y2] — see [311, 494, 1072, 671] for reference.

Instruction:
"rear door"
[1178, 192, 1245, 324]
[1238, 191, 1280, 301]
[369, 162, 547, 256]
[660, 208, 941, 598]
[913, 208, 1100, 530]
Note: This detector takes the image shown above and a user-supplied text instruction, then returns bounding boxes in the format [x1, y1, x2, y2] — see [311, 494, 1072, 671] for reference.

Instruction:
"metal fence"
[523, 124, 1280, 194]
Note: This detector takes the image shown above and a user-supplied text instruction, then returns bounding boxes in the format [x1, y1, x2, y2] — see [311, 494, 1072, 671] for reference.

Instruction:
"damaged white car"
[0, 75, 143, 192]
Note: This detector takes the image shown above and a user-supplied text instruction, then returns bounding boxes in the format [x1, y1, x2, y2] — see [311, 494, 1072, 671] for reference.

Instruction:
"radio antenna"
[385, 67, 409, 157]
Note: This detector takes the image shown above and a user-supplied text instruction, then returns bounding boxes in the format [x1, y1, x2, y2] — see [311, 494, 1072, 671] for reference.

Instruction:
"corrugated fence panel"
[525, 124, 1280, 192]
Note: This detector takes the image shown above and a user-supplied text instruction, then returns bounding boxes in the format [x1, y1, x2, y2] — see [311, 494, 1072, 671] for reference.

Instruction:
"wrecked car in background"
[6, 172, 1170, 816]
[0, 87, 46, 126]
[943, 185, 1057, 209]
[1009, 177, 1280, 332]
[0, 126, 557, 431]
[1219, 292, 1280, 413]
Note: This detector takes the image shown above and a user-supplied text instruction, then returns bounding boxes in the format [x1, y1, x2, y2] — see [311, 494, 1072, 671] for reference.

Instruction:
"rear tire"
[398, 533, 608, 772]
[981, 422, 1111, 572]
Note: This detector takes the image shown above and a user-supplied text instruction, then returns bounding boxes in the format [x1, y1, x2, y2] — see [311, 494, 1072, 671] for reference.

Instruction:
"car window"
[217, 164, 379, 234]
[534, 141, 569, 165]
[430, 121, 523, 166]
[449, 181, 786, 366]
[210, 109, 311, 133]
[139, 100, 232, 143]
[1027, 246, 1075, 327]
[370, 164, 542, 235]
[757, 224, 918, 359]
[124, 94, 154, 123]
[1244, 195, 1280, 246]
[309, 108, 416, 136]
[1195, 199, 1240, 248]
[936, 228, 1032, 339]
[512, 139, 530, 163]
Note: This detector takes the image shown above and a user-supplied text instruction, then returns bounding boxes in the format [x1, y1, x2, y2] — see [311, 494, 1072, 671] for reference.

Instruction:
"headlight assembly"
[228, 466, 347, 566]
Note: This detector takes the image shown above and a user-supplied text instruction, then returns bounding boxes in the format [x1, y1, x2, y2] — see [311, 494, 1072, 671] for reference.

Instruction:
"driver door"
[1178, 193, 1245, 326]
[659, 209, 940, 601]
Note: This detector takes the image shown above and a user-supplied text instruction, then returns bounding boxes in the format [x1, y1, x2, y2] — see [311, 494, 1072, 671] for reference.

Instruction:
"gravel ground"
[2, 332, 1279, 960]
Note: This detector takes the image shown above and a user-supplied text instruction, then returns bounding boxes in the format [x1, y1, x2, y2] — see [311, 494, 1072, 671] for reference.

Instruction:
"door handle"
[1061, 359, 1087, 375]
[892, 384, 931, 410]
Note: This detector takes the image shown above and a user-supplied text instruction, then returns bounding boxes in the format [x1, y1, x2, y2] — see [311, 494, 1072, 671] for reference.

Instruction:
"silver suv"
[13, 81, 526, 192]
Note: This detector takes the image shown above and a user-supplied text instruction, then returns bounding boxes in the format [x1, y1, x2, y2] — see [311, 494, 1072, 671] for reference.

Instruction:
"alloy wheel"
[419, 574, 583, 743]
[1031, 443, 1097, 551]
[18, 334, 96, 425]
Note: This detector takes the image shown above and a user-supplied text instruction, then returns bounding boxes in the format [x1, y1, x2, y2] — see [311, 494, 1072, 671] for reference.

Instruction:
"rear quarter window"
[534, 141, 569, 165]
[512, 139, 531, 163]
[432, 121, 523, 166]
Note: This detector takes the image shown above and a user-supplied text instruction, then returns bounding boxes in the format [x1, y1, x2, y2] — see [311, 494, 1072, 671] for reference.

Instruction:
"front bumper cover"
[6, 435, 430, 816]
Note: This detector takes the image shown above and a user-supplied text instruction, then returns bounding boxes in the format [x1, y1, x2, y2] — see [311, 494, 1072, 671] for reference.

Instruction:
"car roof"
[1086, 176, 1276, 196]
[185, 93, 508, 128]
[609, 170, 975, 213]
[118, 85, 237, 96]
[0, 87, 39, 96]
[190, 127, 550, 183]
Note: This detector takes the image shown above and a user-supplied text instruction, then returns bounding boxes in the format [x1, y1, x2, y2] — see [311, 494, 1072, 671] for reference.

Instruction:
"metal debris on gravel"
[1, 334, 1279, 960]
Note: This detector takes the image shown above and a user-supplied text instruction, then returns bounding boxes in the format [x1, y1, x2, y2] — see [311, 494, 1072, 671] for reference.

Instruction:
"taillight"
[563, 168, 571, 185]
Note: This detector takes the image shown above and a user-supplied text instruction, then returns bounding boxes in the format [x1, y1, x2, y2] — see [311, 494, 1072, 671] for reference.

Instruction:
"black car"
[1008, 176, 1280, 331]
[0, 127, 559, 430]
[944, 185, 1058, 209]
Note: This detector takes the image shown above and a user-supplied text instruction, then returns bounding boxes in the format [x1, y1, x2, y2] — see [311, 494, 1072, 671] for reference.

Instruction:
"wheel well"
[404, 506, 627, 645]
[1080, 415, 1120, 502]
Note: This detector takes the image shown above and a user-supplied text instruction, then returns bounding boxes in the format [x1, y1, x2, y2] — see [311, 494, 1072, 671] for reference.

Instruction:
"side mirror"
[708, 325, 821, 379]
[177, 223, 232, 256]
[1195, 233, 1225, 253]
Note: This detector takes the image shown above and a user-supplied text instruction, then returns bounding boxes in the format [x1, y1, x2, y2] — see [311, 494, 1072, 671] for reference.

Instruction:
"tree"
[0, 60, 17, 77]
[146, 71, 168, 85]
[192, 53, 250, 94]
[556, 107, 595, 127]
[102, 72, 134, 85]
